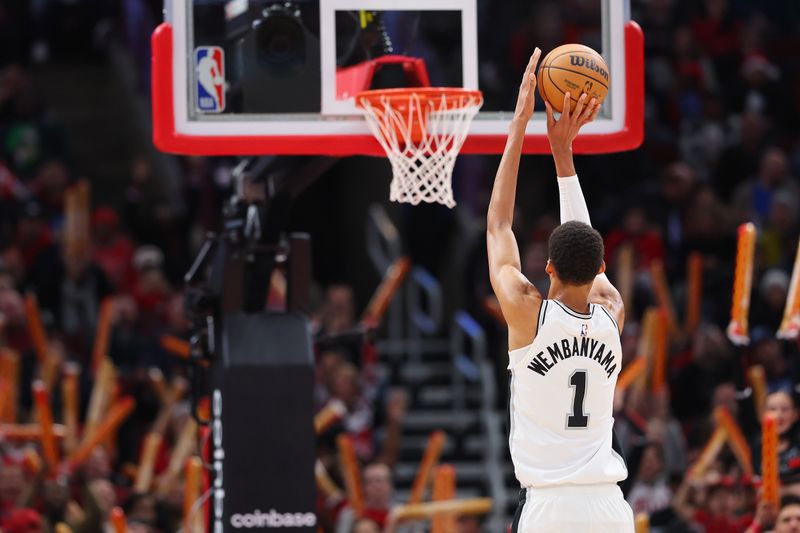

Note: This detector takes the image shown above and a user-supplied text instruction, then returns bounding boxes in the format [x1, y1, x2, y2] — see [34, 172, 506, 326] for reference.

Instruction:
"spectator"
[626, 442, 674, 515]
[336, 463, 395, 533]
[732, 147, 798, 227]
[771, 495, 800, 533]
[754, 391, 800, 487]
[91, 206, 134, 291]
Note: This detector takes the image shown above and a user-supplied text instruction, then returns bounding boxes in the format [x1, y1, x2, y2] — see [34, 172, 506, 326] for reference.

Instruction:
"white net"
[358, 90, 483, 208]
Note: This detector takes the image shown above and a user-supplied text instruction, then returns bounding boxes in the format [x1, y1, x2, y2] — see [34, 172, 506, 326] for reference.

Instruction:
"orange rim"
[355, 87, 483, 109]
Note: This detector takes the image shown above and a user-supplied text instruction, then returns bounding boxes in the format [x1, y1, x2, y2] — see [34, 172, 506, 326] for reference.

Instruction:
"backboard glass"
[152, 0, 643, 155]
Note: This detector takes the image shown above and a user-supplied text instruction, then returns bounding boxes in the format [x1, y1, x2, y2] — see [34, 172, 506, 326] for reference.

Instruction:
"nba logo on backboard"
[195, 47, 225, 113]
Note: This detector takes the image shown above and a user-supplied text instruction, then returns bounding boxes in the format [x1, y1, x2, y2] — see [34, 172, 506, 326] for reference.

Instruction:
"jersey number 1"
[567, 370, 589, 428]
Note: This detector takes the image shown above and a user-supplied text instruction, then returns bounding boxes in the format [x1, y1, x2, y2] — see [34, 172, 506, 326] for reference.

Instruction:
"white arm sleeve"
[558, 174, 609, 281]
[557, 174, 592, 226]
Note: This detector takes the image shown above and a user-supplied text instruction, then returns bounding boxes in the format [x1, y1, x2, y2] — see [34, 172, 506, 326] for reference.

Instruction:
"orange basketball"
[538, 44, 609, 114]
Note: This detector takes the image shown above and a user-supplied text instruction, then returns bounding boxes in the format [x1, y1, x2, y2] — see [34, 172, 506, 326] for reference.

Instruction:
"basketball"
[538, 44, 609, 114]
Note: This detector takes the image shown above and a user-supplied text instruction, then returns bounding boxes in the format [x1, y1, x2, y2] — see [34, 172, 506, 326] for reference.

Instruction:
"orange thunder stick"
[762, 415, 780, 506]
[0, 349, 18, 422]
[161, 335, 191, 359]
[66, 397, 135, 474]
[616, 244, 635, 317]
[748, 365, 768, 420]
[616, 357, 647, 393]
[337, 435, 364, 517]
[688, 426, 729, 481]
[55, 523, 74, 533]
[714, 406, 753, 477]
[727, 223, 756, 345]
[24, 293, 49, 365]
[109, 507, 127, 533]
[62, 363, 80, 453]
[650, 309, 669, 392]
[91, 298, 114, 375]
[361, 257, 412, 327]
[635, 513, 650, 533]
[778, 239, 800, 339]
[0, 378, 7, 426]
[431, 464, 456, 533]
[32, 381, 60, 473]
[649, 259, 679, 336]
[634, 308, 657, 391]
[134, 432, 163, 493]
[184, 457, 205, 533]
[409, 430, 446, 504]
[314, 400, 346, 435]
[685, 252, 703, 336]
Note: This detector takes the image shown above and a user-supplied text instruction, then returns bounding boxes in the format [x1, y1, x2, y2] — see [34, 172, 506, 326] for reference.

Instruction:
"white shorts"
[511, 483, 634, 533]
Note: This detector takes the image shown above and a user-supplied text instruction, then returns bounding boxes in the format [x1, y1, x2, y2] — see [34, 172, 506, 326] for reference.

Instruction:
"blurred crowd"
[1, 0, 800, 532]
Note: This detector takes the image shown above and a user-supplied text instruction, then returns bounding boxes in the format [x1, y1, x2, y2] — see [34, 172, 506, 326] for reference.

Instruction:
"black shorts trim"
[511, 488, 526, 533]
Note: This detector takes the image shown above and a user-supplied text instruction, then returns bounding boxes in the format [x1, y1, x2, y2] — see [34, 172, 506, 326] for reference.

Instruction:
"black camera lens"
[254, 7, 305, 74]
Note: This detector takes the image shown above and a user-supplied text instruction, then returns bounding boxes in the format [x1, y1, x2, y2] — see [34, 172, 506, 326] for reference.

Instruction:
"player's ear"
[545, 259, 555, 276]
[598, 261, 606, 275]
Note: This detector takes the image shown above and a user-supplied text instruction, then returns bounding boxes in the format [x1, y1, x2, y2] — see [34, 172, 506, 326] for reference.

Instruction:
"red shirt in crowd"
[693, 510, 753, 533]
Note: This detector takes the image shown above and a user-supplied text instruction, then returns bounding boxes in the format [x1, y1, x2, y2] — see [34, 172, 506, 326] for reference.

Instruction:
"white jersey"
[508, 299, 627, 488]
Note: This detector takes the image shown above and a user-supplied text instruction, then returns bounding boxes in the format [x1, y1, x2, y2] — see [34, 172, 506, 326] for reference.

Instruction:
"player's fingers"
[588, 101, 602, 122]
[530, 48, 541, 78]
[582, 98, 597, 121]
[573, 93, 587, 121]
[562, 92, 571, 119]
[545, 102, 555, 128]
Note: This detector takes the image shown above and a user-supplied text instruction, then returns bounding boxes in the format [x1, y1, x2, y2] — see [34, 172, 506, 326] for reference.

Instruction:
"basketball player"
[487, 48, 634, 532]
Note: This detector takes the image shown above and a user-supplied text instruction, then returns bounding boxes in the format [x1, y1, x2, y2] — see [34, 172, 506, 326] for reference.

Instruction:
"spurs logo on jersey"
[508, 300, 627, 488]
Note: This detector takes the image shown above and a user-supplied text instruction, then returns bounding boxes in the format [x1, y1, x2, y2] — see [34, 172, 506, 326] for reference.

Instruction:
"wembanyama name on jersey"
[526, 335, 617, 378]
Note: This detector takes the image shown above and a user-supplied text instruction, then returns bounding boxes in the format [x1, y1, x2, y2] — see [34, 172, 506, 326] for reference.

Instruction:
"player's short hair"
[548, 221, 604, 285]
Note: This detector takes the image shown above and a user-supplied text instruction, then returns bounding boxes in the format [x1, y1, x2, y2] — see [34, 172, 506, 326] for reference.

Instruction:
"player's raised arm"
[487, 49, 543, 351]
[545, 92, 624, 332]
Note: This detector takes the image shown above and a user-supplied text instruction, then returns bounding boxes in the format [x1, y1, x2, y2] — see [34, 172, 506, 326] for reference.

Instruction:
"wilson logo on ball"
[569, 56, 609, 81]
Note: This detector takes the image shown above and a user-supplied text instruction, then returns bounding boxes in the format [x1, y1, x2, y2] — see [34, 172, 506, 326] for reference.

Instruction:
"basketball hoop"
[356, 88, 483, 208]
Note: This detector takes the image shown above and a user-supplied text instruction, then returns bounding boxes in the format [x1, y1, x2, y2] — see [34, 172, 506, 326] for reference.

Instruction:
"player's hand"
[513, 48, 542, 122]
[545, 92, 601, 153]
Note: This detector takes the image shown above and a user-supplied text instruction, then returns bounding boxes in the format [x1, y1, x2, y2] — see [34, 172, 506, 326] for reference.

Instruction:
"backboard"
[152, 0, 643, 156]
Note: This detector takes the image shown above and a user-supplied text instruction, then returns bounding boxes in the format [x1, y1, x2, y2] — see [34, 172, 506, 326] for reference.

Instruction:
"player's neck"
[547, 281, 592, 314]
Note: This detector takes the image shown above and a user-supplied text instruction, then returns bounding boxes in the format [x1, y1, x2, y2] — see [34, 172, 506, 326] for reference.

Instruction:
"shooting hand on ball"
[513, 48, 542, 123]
[545, 92, 601, 154]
